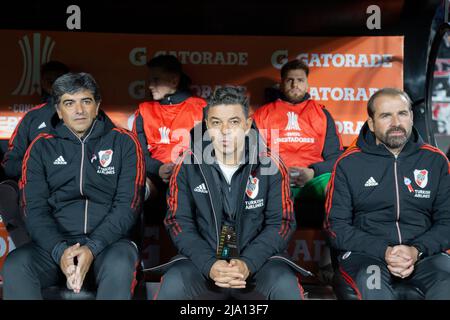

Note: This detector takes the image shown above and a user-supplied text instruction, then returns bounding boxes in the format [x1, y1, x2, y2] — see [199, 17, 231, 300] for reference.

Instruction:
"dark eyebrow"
[229, 117, 241, 121]
[81, 97, 94, 102]
[62, 99, 75, 104]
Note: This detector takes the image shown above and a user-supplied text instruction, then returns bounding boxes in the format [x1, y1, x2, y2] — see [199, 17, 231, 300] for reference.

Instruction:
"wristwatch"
[414, 246, 424, 261]
[417, 251, 424, 261]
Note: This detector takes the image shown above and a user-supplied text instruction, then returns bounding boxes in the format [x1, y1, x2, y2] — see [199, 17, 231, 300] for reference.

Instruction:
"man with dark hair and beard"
[325, 88, 450, 299]
[253, 59, 343, 229]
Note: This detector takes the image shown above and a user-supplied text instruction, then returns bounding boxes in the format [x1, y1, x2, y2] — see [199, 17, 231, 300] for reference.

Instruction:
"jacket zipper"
[235, 145, 257, 256]
[393, 155, 403, 244]
[193, 153, 220, 253]
[84, 200, 89, 234]
[66, 121, 97, 234]
[235, 163, 254, 256]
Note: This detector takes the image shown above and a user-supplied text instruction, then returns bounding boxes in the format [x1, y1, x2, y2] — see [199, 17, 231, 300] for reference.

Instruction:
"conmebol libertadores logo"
[12, 33, 55, 96]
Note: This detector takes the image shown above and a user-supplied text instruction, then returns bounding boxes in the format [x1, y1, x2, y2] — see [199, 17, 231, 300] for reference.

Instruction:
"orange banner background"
[0, 30, 403, 145]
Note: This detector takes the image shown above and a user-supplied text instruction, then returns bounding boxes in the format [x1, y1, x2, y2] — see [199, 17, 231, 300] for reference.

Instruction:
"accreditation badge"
[217, 225, 238, 259]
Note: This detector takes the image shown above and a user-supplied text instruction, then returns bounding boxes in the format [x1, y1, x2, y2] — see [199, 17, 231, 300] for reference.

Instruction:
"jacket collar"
[159, 90, 191, 105]
[50, 109, 115, 142]
[356, 121, 424, 158]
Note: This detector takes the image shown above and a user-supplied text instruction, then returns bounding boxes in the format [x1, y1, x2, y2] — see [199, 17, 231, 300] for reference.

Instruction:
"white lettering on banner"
[309, 87, 379, 101]
[0, 117, 21, 133]
[129, 47, 147, 66]
[12, 104, 35, 113]
[151, 50, 248, 66]
[274, 137, 315, 144]
[271, 51, 393, 69]
[128, 80, 146, 99]
[335, 121, 365, 135]
[271, 50, 289, 69]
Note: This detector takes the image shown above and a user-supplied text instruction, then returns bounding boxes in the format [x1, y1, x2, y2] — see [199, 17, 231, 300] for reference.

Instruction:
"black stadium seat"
[332, 270, 425, 300]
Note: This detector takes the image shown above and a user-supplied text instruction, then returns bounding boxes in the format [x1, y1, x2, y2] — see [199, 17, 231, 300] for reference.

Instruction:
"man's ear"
[367, 117, 374, 132]
[96, 101, 101, 115]
[56, 106, 62, 120]
[171, 74, 180, 88]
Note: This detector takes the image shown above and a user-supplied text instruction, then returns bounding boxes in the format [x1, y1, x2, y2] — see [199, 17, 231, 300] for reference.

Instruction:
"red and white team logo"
[246, 175, 259, 199]
[413, 169, 428, 189]
[98, 149, 113, 168]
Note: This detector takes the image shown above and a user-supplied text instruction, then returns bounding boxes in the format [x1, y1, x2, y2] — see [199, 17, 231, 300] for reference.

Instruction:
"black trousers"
[2, 239, 139, 300]
[338, 251, 450, 300]
[155, 259, 304, 300]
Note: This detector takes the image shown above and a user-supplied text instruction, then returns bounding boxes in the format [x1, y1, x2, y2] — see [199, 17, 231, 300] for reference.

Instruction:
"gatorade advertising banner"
[0, 30, 403, 146]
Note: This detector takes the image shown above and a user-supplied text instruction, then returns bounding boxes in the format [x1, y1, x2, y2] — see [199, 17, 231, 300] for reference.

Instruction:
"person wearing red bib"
[132, 55, 206, 221]
[253, 59, 344, 229]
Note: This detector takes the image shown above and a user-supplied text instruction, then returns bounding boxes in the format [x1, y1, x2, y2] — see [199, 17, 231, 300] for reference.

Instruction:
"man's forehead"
[284, 69, 307, 78]
[149, 67, 175, 77]
[208, 104, 246, 119]
[61, 90, 95, 101]
[374, 94, 410, 113]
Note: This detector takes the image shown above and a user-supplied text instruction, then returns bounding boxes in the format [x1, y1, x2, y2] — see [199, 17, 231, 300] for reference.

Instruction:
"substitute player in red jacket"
[132, 55, 206, 213]
[253, 59, 343, 228]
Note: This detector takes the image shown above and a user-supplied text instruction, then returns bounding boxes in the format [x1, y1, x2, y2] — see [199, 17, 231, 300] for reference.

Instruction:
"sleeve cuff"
[308, 164, 318, 177]
[51, 241, 69, 265]
[309, 162, 329, 177]
[201, 257, 218, 279]
[148, 160, 164, 177]
[240, 256, 257, 275]
[411, 243, 427, 258]
[374, 242, 389, 260]
[85, 238, 106, 258]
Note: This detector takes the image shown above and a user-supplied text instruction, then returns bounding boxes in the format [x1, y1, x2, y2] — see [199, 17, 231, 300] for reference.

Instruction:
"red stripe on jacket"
[20, 133, 54, 209]
[324, 146, 361, 238]
[264, 151, 294, 239]
[339, 267, 362, 300]
[165, 151, 190, 236]
[420, 144, 450, 174]
[113, 128, 145, 210]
